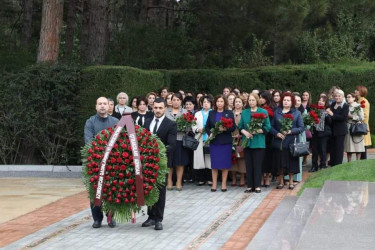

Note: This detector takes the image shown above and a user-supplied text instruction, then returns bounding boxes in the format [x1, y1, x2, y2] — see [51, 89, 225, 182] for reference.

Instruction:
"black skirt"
[171, 140, 190, 167]
[272, 149, 300, 175]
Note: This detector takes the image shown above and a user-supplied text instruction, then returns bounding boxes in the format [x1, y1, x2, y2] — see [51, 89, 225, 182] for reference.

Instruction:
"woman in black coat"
[326, 89, 349, 166]
[310, 96, 332, 172]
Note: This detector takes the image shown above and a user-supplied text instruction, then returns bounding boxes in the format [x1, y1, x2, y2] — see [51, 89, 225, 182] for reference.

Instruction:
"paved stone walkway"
[2, 179, 307, 250]
[1, 151, 374, 249]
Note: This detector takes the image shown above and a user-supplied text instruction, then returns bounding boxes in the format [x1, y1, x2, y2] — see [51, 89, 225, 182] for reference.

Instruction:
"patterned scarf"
[314, 111, 327, 132]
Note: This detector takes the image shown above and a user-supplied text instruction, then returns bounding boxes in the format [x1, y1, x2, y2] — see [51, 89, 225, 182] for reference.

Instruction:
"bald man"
[84, 97, 119, 144]
[84, 97, 119, 228]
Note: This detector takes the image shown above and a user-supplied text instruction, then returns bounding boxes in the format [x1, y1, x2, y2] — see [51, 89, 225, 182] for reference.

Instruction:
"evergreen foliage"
[1, 63, 374, 164]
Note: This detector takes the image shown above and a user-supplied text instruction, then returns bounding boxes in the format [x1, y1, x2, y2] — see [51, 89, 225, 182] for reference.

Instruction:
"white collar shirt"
[150, 115, 165, 134]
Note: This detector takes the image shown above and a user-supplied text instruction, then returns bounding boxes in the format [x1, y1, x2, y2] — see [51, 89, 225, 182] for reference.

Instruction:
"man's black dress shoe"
[107, 216, 116, 228]
[92, 220, 102, 228]
[155, 221, 163, 230]
[142, 218, 155, 227]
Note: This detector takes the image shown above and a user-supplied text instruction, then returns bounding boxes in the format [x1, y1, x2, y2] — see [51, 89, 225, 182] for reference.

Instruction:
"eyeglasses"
[118, 97, 126, 99]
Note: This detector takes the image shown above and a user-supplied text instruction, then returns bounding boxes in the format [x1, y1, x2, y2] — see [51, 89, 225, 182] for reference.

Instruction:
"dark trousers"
[244, 148, 265, 189]
[147, 175, 167, 222]
[311, 135, 329, 169]
[361, 147, 367, 160]
[90, 202, 104, 222]
[330, 135, 346, 166]
[195, 168, 212, 183]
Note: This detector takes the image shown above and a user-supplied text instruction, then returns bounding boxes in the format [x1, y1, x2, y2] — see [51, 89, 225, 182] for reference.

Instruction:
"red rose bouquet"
[205, 117, 234, 145]
[81, 125, 168, 222]
[310, 104, 326, 118]
[262, 105, 274, 118]
[279, 114, 294, 150]
[241, 112, 268, 148]
[302, 110, 319, 128]
[351, 101, 365, 120]
[176, 112, 197, 132]
[360, 100, 366, 109]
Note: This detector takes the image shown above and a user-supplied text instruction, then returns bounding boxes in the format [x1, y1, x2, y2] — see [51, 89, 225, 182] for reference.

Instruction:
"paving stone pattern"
[4, 184, 271, 250]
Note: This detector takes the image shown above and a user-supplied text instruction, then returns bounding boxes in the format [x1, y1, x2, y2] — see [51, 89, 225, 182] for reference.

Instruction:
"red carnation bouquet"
[176, 112, 197, 132]
[205, 117, 234, 145]
[82, 125, 168, 222]
[279, 114, 294, 150]
[241, 112, 268, 148]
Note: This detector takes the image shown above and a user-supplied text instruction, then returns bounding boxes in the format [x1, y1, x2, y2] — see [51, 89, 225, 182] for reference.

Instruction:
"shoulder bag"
[350, 122, 368, 136]
[182, 131, 199, 150]
[289, 136, 310, 157]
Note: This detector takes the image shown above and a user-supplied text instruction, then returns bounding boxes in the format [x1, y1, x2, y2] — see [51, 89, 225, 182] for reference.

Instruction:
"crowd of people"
[105, 85, 371, 193]
[84, 85, 370, 229]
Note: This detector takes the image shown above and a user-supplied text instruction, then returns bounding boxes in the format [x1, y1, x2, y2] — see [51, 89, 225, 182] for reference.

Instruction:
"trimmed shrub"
[78, 66, 167, 136]
[0, 64, 81, 164]
[1, 63, 374, 164]
[166, 63, 375, 131]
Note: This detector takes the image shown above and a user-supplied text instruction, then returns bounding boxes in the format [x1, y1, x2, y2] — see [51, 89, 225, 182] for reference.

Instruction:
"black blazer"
[144, 116, 177, 168]
[329, 102, 349, 136]
[205, 110, 236, 145]
[111, 112, 122, 120]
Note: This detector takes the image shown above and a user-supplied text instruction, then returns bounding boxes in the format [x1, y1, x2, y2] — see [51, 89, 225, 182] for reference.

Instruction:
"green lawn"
[298, 159, 375, 195]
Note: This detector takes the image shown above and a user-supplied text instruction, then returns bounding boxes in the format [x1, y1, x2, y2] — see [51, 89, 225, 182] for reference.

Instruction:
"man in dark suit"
[142, 98, 177, 230]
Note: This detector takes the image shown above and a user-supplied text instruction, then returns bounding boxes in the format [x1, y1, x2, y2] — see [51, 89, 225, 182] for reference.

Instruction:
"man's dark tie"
[153, 119, 159, 134]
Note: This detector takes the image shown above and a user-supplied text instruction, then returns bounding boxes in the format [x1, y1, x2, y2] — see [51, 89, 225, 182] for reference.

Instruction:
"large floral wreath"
[81, 124, 168, 222]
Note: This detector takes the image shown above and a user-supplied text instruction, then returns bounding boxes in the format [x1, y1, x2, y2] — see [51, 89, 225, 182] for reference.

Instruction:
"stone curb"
[0, 165, 83, 178]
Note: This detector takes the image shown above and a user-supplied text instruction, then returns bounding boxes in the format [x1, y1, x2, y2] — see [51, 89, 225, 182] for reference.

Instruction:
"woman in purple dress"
[205, 95, 236, 192]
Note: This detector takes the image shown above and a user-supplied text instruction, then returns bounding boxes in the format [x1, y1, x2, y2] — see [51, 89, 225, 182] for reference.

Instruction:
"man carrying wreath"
[84, 97, 119, 228]
[142, 98, 177, 230]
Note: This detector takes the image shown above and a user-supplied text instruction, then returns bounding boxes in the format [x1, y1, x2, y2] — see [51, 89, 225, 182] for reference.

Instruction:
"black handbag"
[350, 122, 368, 136]
[289, 137, 310, 157]
[203, 145, 210, 154]
[182, 132, 199, 150]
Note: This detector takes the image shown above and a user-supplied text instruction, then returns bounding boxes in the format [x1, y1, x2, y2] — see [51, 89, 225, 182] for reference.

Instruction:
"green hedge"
[0, 64, 81, 164]
[166, 63, 375, 132]
[1, 63, 374, 164]
[78, 66, 166, 132]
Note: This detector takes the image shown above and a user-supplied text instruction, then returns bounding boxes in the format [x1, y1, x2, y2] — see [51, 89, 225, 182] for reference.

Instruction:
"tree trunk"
[64, 0, 76, 60]
[81, 0, 89, 62]
[147, 0, 171, 28]
[37, 0, 64, 63]
[21, 0, 33, 47]
[107, 0, 117, 44]
[139, 0, 149, 24]
[81, 0, 108, 65]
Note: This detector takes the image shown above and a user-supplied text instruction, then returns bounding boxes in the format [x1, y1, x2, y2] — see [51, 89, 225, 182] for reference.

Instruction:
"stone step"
[296, 180, 375, 250]
[247, 196, 298, 250]
[267, 188, 321, 250]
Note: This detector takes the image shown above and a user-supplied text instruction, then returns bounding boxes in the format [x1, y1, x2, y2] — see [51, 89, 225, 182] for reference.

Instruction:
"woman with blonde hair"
[239, 93, 271, 193]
